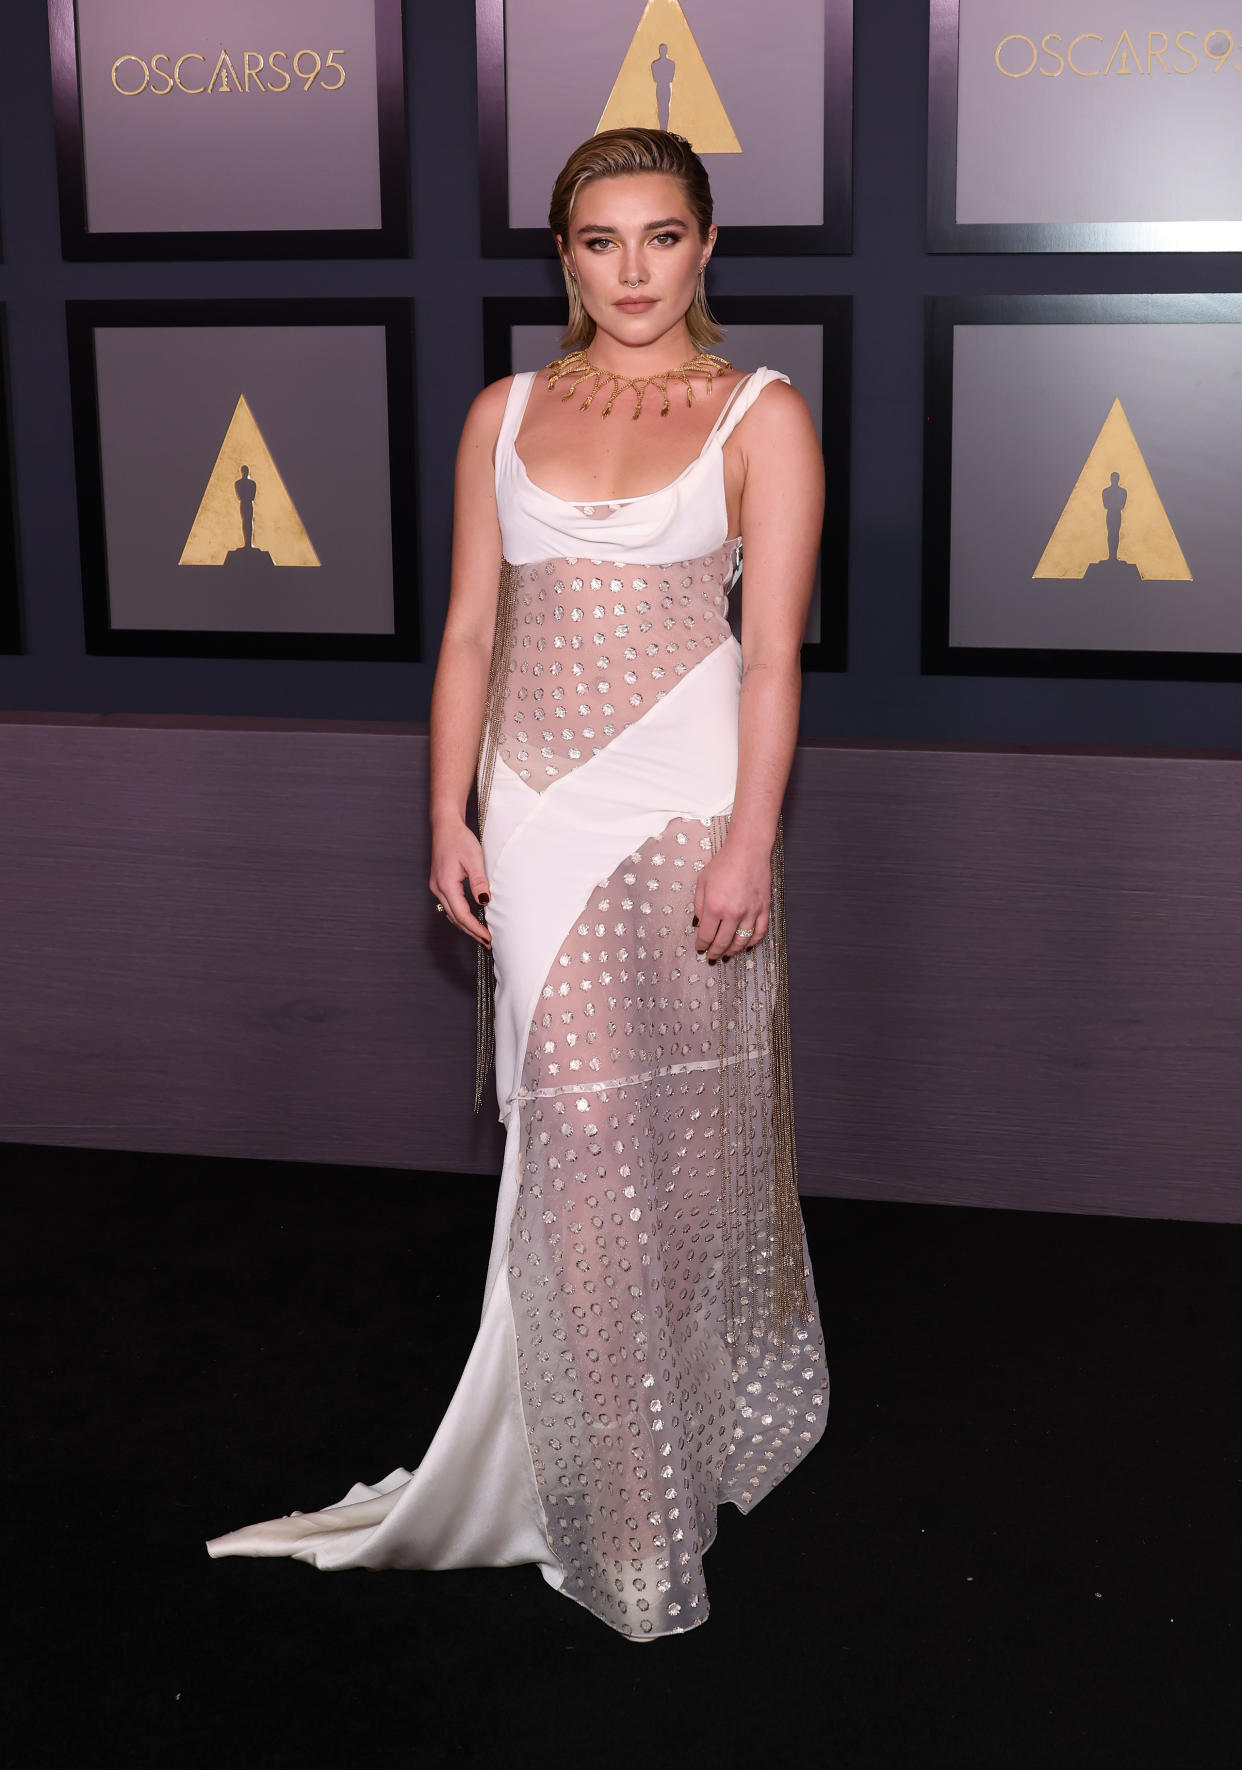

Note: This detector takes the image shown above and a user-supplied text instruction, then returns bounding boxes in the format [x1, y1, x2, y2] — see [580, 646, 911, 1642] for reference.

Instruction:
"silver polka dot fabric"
[497, 552, 830, 1640]
[498, 554, 736, 787]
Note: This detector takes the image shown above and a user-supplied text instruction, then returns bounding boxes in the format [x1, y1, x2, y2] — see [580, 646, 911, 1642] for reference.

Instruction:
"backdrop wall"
[2, 0, 1240, 743]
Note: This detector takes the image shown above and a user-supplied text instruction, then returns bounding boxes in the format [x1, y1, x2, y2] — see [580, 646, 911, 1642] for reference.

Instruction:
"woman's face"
[559, 171, 715, 354]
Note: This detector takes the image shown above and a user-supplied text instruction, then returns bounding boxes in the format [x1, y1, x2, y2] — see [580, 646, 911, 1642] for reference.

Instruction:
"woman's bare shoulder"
[752, 372, 810, 413]
[463, 373, 517, 433]
[738, 372, 816, 441]
[457, 374, 526, 468]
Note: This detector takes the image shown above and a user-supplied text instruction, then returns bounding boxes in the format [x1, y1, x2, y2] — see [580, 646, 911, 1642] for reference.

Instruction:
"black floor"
[8, 1142, 1238, 1770]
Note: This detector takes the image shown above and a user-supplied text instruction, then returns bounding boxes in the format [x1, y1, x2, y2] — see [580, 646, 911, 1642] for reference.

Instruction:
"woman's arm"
[426, 378, 513, 948]
[693, 380, 824, 961]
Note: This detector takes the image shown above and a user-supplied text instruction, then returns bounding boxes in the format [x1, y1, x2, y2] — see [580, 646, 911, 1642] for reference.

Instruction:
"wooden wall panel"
[2, 715, 1238, 1222]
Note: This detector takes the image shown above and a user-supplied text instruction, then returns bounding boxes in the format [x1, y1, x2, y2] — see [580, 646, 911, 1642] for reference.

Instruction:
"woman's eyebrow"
[573, 217, 688, 235]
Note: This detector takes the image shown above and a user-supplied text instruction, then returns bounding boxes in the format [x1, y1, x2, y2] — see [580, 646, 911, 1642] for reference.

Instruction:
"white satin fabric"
[206, 1104, 560, 1579]
[495, 366, 790, 565]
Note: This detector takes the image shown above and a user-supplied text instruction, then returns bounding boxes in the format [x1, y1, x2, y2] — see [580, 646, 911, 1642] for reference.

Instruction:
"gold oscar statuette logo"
[598, 0, 741, 152]
[1033, 398, 1191, 583]
[180, 395, 320, 569]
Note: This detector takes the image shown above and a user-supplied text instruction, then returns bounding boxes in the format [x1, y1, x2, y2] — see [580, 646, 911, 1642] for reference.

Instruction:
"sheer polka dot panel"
[498, 553, 737, 790]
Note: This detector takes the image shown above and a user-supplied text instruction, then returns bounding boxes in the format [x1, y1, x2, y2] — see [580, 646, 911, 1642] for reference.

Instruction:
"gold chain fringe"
[545, 349, 732, 420]
[709, 810, 810, 1347]
[473, 559, 520, 1113]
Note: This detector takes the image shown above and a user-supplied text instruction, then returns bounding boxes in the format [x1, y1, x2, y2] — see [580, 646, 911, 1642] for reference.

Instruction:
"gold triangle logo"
[179, 394, 320, 567]
[596, 0, 741, 154]
[1032, 398, 1191, 581]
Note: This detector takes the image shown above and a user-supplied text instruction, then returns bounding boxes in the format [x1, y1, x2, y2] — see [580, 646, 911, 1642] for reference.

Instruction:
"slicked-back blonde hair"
[548, 127, 723, 351]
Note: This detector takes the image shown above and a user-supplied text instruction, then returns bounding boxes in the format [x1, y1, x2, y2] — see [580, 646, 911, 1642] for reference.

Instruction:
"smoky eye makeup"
[581, 229, 687, 250]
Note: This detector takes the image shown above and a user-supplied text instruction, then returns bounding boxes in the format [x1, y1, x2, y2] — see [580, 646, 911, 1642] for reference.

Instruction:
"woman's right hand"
[429, 816, 492, 948]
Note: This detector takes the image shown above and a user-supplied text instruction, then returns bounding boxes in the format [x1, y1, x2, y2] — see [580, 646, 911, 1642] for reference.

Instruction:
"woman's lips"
[614, 297, 657, 311]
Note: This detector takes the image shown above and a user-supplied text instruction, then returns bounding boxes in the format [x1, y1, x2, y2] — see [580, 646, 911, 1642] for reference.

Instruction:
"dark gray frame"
[477, 0, 854, 257]
[923, 293, 1242, 681]
[0, 309, 21, 653]
[483, 293, 850, 671]
[67, 299, 421, 661]
[927, 0, 1242, 253]
[49, 0, 411, 260]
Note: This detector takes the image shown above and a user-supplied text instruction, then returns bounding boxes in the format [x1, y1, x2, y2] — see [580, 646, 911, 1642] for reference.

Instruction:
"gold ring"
[736, 926, 754, 939]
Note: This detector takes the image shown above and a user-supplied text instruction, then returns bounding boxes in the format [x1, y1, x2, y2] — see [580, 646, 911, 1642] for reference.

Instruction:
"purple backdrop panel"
[504, 0, 826, 228]
[73, 0, 382, 233]
[950, 322, 1242, 654]
[957, 0, 1242, 228]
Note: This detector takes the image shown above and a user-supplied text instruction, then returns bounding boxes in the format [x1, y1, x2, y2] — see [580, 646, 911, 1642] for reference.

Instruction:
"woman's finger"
[701, 910, 746, 962]
[726, 906, 769, 951]
[693, 908, 722, 958]
[434, 873, 491, 946]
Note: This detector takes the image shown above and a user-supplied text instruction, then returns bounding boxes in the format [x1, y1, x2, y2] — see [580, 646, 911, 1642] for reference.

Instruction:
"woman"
[207, 128, 830, 1641]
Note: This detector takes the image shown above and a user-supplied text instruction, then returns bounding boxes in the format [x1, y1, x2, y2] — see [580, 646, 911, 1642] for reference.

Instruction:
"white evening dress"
[206, 366, 831, 1641]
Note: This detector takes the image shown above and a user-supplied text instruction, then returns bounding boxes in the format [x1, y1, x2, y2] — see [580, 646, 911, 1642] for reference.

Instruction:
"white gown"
[206, 366, 831, 1640]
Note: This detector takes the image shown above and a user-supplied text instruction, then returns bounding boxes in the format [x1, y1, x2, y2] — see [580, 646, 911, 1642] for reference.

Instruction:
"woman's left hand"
[692, 836, 771, 961]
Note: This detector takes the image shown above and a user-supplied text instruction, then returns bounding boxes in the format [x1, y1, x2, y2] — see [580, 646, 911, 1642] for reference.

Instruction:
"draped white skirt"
[206, 632, 829, 1639]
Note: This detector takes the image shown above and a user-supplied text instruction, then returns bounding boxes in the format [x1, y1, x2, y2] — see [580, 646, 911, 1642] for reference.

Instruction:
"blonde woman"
[208, 128, 829, 1642]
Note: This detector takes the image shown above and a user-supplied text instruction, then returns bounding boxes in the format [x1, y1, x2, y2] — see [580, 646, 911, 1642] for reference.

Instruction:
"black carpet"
[8, 1143, 1238, 1769]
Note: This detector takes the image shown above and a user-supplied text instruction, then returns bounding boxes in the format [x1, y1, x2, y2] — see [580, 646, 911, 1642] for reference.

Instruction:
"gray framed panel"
[68, 299, 420, 661]
[477, 0, 853, 256]
[928, 0, 1242, 252]
[0, 310, 20, 653]
[49, 0, 409, 259]
[923, 294, 1242, 681]
[483, 294, 849, 671]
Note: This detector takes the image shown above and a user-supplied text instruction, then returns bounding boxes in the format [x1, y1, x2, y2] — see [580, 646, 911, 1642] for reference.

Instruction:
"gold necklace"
[545, 347, 732, 420]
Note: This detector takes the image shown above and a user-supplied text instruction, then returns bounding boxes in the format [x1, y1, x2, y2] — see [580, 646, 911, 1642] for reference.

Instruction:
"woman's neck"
[583, 322, 701, 377]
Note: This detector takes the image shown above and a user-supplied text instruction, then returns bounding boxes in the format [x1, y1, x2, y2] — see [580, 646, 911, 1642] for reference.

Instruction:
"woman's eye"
[585, 237, 614, 251]
[651, 232, 681, 246]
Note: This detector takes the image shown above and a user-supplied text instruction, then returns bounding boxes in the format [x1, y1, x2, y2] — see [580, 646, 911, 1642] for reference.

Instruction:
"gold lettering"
[174, 52, 206, 93]
[1173, 30, 1198, 71]
[265, 49, 291, 92]
[110, 54, 149, 95]
[1204, 29, 1234, 70]
[293, 49, 322, 90]
[1040, 32, 1065, 76]
[995, 34, 1037, 77]
[1104, 30, 1146, 75]
[148, 51, 174, 94]
[109, 49, 349, 97]
[208, 50, 242, 93]
[1146, 31, 1171, 73]
[1067, 32, 1103, 75]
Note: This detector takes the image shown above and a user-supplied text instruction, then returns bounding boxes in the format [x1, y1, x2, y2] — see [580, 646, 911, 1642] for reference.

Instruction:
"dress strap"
[702, 365, 792, 451]
[495, 371, 538, 464]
